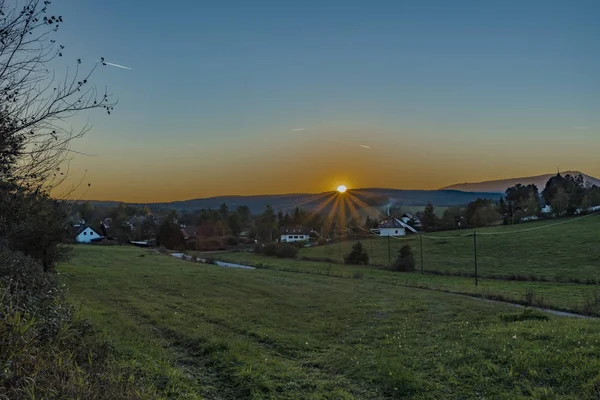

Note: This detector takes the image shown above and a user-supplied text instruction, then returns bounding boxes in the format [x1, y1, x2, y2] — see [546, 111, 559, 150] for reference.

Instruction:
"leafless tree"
[0, 0, 115, 191]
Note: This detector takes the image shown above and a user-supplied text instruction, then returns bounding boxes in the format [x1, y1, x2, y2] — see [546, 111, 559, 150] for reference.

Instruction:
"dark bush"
[185, 239, 196, 250]
[222, 235, 238, 246]
[237, 237, 249, 245]
[394, 245, 415, 272]
[253, 242, 263, 254]
[317, 237, 327, 246]
[262, 242, 279, 256]
[344, 241, 369, 265]
[196, 237, 223, 251]
[291, 240, 307, 249]
[0, 249, 152, 399]
[275, 243, 299, 258]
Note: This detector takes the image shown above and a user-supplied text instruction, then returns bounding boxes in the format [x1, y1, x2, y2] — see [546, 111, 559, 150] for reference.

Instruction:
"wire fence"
[312, 212, 600, 286]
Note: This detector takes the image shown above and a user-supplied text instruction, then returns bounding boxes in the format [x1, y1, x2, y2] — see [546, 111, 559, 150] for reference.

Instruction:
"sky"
[49, 0, 600, 202]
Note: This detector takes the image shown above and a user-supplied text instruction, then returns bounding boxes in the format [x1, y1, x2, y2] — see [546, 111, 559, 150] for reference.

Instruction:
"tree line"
[415, 173, 600, 232]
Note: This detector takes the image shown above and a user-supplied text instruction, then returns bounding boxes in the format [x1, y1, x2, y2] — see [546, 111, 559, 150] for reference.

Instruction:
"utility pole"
[473, 231, 478, 287]
[420, 234, 424, 274]
[388, 234, 391, 265]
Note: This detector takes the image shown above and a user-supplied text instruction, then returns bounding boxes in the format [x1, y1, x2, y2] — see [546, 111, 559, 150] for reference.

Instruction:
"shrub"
[344, 241, 369, 265]
[317, 237, 327, 246]
[262, 243, 279, 257]
[237, 237, 249, 245]
[291, 240, 307, 249]
[196, 237, 223, 251]
[185, 239, 196, 250]
[394, 245, 416, 272]
[275, 243, 299, 258]
[253, 242, 263, 254]
[0, 248, 152, 399]
[222, 235, 238, 246]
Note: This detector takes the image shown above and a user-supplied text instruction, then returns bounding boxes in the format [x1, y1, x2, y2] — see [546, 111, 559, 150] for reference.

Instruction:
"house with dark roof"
[280, 226, 312, 242]
[73, 226, 102, 243]
[180, 226, 196, 241]
[372, 217, 418, 237]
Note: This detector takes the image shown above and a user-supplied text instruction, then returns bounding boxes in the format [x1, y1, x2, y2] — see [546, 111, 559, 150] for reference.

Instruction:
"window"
[395, 230, 398, 234]
[83, 231, 87, 235]
[294, 236, 298, 239]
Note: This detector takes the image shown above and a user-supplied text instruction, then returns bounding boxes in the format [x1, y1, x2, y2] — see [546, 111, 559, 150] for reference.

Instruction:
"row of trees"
[69, 174, 600, 249]
[415, 200, 501, 232]
[413, 173, 600, 232]
[541, 173, 600, 216]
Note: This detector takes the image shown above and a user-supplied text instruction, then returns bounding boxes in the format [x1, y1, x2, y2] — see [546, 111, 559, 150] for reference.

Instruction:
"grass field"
[61, 246, 600, 399]
[213, 252, 600, 316]
[301, 214, 600, 282]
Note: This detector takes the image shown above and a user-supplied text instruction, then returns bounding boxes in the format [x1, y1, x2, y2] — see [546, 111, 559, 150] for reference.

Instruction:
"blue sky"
[53, 0, 599, 201]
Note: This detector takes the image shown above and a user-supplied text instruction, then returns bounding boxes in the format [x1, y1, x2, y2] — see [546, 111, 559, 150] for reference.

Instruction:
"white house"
[75, 226, 102, 243]
[372, 217, 418, 237]
[280, 226, 312, 242]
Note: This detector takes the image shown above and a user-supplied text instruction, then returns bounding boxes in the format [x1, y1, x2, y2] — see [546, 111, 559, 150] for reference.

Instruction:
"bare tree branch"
[0, 0, 116, 190]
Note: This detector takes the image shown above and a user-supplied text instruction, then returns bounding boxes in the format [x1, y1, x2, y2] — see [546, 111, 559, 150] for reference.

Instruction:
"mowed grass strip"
[215, 252, 600, 316]
[300, 214, 600, 282]
[62, 246, 600, 399]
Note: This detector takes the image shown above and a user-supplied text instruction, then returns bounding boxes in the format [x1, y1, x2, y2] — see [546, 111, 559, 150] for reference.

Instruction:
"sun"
[336, 185, 347, 193]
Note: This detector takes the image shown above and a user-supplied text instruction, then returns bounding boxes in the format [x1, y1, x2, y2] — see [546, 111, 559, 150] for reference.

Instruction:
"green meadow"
[61, 245, 600, 399]
[300, 214, 600, 282]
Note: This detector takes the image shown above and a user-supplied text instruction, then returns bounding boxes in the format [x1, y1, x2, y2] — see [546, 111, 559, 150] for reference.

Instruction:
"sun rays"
[279, 187, 386, 237]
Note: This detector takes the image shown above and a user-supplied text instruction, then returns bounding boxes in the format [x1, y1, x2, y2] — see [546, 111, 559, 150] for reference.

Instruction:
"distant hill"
[86, 188, 502, 215]
[441, 171, 600, 193]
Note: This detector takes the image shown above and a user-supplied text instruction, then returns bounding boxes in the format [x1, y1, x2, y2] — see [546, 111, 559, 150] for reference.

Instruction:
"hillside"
[87, 188, 502, 214]
[441, 171, 600, 193]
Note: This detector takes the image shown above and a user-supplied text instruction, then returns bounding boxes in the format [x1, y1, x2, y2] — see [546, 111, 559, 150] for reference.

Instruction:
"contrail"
[292, 128, 306, 131]
[335, 140, 371, 149]
[97, 60, 132, 70]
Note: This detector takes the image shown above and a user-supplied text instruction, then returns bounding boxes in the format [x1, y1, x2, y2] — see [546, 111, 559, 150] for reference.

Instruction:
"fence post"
[420, 234, 424, 274]
[388, 235, 391, 265]
[473, 231, 478, 287]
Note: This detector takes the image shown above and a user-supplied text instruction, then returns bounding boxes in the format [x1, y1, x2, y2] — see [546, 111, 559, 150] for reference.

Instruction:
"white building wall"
[76, 227, 101, 243]
[280, 234, 308, 242]
[378, 227, 406, 237]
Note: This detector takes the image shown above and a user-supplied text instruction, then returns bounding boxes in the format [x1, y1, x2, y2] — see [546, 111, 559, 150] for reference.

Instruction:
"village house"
[73, 226, 102, 243]
[280, 226, 312, 242]
[372, 217, 418, 237]
[180, 226, 196, 241]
